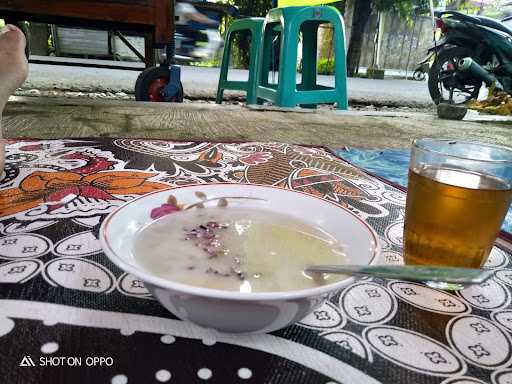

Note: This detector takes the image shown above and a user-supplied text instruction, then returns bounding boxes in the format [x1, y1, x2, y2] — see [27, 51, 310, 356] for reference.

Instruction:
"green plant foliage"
[190, 59, 221, 67]
[220, 0, 273, 18]
[224, 0, 273, 68]
[317, 58, 335, 75]
[374, 0, 433, 20]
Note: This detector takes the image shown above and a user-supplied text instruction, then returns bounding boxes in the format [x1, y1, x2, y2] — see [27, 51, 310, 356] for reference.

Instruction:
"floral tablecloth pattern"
[0, 139, 511, 384]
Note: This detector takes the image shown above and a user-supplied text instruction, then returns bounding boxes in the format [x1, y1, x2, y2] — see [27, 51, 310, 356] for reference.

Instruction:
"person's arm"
[187, 12, 218, 26]
[178, 3, 218, 26]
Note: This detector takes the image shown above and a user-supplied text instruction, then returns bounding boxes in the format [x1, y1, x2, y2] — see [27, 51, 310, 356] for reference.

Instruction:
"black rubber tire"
[134, 66, 184, 102]
[428, 47, 481, 105]
[412, 69, 426, 82]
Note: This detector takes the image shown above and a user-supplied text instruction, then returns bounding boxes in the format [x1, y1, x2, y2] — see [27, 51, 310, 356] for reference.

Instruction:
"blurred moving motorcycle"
[135, 0, 238, 102]
[174, 1, 230, 62]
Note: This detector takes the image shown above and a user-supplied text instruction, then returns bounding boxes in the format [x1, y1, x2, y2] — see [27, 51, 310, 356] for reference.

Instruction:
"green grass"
[317, 58, 335, 75]
[189, 59, 220, 68]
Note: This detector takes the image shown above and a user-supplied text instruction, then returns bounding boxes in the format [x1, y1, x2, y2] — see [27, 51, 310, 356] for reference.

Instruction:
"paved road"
[23, 63, 433, 107]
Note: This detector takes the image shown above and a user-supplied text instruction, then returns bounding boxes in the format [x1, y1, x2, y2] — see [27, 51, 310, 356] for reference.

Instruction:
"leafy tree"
[347, 0, 482, 76]
[220, 0, 446, 74]
[232, 0, 273, 17]
[221, 0, 273, 67]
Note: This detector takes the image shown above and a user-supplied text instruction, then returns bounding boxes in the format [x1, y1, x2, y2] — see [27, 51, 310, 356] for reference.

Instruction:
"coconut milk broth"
[133, 207, 346, 292]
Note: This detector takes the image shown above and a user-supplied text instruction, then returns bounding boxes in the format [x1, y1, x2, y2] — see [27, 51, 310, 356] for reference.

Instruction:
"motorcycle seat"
[475, 15, 512, 36]
[437, 11, 512, 36]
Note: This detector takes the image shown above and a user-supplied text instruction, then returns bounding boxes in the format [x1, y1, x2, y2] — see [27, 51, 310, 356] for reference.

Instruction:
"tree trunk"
[342, 0, 354, 47]
[346, 0, 372, 77]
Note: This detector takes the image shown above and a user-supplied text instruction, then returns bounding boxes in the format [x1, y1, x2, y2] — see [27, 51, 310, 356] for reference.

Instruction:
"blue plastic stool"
[216, 18, 265, 105]
[256, 6, 348, 109]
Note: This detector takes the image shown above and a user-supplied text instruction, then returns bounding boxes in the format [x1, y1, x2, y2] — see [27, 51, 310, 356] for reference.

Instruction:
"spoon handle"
[304, 265, 494, 284]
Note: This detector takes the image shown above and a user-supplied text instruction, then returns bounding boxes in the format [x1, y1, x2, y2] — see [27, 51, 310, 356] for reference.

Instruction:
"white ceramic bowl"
[100, 184, 380, 334]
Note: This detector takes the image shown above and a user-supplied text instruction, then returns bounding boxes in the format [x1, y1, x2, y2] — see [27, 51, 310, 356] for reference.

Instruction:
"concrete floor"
[3, 97, 511, 149]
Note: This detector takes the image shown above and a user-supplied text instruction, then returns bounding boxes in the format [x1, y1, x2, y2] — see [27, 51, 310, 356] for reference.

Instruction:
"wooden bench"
[0, 0, 174, 67]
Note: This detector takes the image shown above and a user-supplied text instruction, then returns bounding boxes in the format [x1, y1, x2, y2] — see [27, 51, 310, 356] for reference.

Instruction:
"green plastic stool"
[256, 6, 348, 109]
[216, 18, 265, 105]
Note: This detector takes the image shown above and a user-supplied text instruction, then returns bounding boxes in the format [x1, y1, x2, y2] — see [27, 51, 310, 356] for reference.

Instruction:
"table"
[0, 0, 173, 67]
[1, 138, 511, 383]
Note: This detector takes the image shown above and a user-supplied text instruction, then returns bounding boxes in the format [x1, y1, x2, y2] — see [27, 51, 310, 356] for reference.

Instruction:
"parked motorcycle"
[427, 11, 512, 104]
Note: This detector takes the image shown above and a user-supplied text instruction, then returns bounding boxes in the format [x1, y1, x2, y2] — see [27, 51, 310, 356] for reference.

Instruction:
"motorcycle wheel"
[413, 69, 426, 81]
[428, 47, 481, 105]
[135, 66, 184, 102]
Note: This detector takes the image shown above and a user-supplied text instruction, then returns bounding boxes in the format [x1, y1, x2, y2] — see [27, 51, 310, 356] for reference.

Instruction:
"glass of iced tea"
[404, 138, 512, 289]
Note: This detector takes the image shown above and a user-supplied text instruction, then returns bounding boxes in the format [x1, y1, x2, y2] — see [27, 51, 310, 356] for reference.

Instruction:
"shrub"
[317, 58, 335, 75]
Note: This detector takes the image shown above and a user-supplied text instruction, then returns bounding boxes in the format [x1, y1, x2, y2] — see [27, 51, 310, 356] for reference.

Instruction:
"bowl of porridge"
[100, 184, 379, 333]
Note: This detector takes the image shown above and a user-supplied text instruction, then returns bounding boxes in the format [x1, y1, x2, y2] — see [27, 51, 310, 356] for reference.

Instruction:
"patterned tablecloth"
[1, 138, 511, 384]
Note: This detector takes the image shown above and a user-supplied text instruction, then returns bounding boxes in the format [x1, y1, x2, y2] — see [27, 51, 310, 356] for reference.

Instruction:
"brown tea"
[404, 166, 511, 267]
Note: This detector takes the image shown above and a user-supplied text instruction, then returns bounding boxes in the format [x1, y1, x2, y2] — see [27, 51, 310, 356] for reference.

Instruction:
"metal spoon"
[304, 264, 494, 285]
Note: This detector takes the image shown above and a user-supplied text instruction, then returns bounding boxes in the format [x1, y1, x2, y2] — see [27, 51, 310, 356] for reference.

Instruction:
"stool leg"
[300, 22, 318, 90]
[277, 23, 299, 108]
[333, 24, 348, 110]
[300, 21, 319, 108]
[246, 29, 261, 105]
[216, 30, 234, 104]
[259, 24, 277, 88]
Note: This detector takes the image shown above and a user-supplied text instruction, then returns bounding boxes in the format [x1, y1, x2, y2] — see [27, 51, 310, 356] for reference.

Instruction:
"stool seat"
[216, 18, 265, 105]
[256, 6, 348, 109]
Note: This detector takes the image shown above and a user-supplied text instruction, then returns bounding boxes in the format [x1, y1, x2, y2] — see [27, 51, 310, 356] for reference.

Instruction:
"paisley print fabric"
[0, 139, 511, 384]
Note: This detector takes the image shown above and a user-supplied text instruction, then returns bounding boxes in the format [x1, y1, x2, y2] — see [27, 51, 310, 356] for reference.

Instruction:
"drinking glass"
[404, 138, 512, 290]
